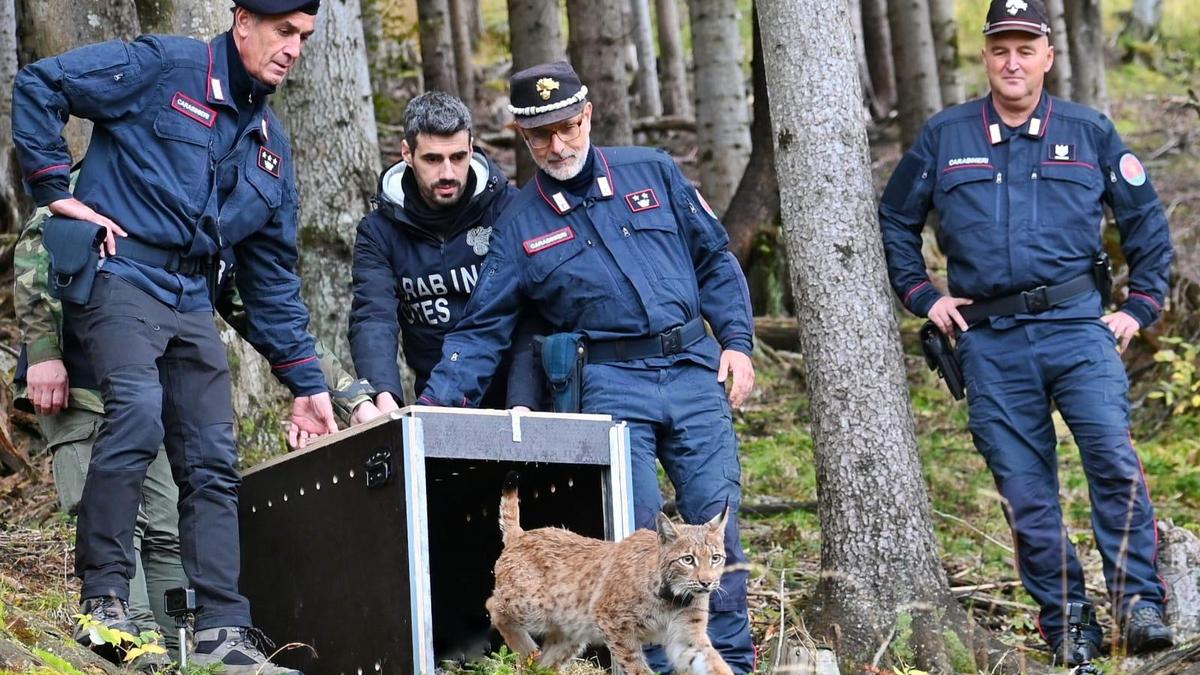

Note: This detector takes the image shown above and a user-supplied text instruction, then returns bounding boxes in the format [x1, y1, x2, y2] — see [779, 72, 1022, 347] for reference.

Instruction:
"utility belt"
[534, 317, 707, 413]
[922, 252, 1112, 400]
[43, 216, 218, 305]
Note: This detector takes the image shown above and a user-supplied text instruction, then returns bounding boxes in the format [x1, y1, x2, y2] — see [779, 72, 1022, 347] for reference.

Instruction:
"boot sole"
[1128, 635, 1174, 655]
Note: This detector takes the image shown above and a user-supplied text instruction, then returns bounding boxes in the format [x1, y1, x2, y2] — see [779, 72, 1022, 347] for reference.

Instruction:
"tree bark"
[861, 0, 896, 118]
[655, 0, 690, 118]
[688, 0, 751, 215]
[134, 0, 226, 38]
[449, 0, 475, 107]
[0, 0, 21, 232]
[1044, 0, 1073, 98]
[272, 0, 379, 367]
[887, 0, 941, 148]
[723, 2, 777, 267]
[17, 0, 141, 170]
[506, 0, 565, 185]
[1063, 0, 1108, 112]
[848, 0, 879, 118]
[629, 0, 662, 118]
[416, 0, 458, 94]
[467, 0, 483, 49]
[757, 0, 980, 670]
[566, 0, 633, 146]
[928, 0, 963, 106]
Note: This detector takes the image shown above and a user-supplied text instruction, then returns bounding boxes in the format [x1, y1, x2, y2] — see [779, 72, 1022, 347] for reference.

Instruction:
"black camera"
[164, 587, 197, 618]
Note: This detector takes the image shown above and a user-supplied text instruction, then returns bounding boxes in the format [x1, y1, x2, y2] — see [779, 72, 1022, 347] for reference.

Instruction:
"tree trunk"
[467, 0, 483, 49]
[416, 0, 458, 94]
[655, 0, 690, 118]
[887, 0, 941, 148]
[1063, 0, 1107, 112]
[927, 0, 963, 106]
[566, 0, 633, 146]
[449, 0, 474, 107]
[17, 0, 141, 169]
[1119, 0, 1162, 65]
[0, 0, 21, 232]
[629, 0, 662, 118]
[723, 2, 777, 267]
[758, 0, 981, 670]
[848, 0, 879, 119]
[861, 0, 896, 118]
[688, 0, 751, 215]
[1045, 0, 1073, 98]
[506, 0, 565, 185]
[134, 0, 226, 38]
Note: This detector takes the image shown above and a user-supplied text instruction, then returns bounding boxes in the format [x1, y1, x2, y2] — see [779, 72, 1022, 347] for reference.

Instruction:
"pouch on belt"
[535, 333, 587, 414]
[42, 216, 105, 305]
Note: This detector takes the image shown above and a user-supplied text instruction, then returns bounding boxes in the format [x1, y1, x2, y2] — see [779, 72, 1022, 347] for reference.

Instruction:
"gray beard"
[538, 141, 591, 181]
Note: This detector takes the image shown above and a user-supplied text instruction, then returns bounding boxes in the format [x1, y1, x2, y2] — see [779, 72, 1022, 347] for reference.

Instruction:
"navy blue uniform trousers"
[582, 361, 754, 673]
[67, 272, 249, 630]
[958, 319, 1164, 644]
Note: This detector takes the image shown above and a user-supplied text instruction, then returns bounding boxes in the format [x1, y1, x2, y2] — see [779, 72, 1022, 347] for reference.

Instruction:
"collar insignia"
[536, 78, 560, 101]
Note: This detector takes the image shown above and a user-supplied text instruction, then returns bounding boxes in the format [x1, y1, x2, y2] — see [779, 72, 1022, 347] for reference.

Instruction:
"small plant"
[30, 648, 86, 675]
[1148, 337, 1200, 415]
[73, 613, 167, 664]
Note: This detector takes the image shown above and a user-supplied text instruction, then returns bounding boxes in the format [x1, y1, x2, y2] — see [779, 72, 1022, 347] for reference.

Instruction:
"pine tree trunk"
[506, 0, 565, 185]
[655, 0, 690, 118]
[688, 0, 751, 215]
[848, 0, 879, 118]
[1045, 0, 1073, 98]
[0, 0, 21, 232]
[1064, 0, 1108, 112]
[449, 0, 475, 107]
[861, 0, 896, 117]
[468, 0, 483, 49]
[723, 2, 777, 267]
[887, 0, 942, 148]
[757, 0, 982, 670]
[928, 0, 963, 106]
[1119, 0, 1162, 65]
[416, 0, 458, 94]
[273, 0, 379, 366]
[17, 0, 141, 169]
[566, 0, 633, 146]
[134, 0, 226, 38]
[629, 0, 662, 118]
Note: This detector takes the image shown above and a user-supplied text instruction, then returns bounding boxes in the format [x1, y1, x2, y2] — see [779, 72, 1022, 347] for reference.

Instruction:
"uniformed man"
[349, 91, 541, 415]
[12, 188, 377, 663]
[417, 63, 757, 673]
[878, 0, 1174, 665]
[11, 0, 338, 670]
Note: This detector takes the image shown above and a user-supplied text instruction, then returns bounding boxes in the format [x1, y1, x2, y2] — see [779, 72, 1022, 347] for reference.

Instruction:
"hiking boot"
[74, 595, 140, 663]
[1050, 636, 1102, 667]
[1122, 606, 1174, 656]
[191, 626, 302, 674]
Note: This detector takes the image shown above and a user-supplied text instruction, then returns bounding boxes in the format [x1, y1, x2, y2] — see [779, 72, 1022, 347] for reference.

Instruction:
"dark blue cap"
[983, 0, 1050, 36]
[234, 0, 320, 16]
[508, 61, 588, 129]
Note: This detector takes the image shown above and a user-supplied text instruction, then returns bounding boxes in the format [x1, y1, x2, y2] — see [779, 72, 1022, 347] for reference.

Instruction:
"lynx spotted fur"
[486, 473, 734, 675]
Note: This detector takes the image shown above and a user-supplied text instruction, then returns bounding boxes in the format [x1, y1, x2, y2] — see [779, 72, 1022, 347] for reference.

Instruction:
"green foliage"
[29, 649, 85, 675]
[460, 646, 560, 675]
[73, 613, 167, 664]
[890, 611, 915, 666]
[1148, 337, 1200, 415]
[942, 629, 975, 673]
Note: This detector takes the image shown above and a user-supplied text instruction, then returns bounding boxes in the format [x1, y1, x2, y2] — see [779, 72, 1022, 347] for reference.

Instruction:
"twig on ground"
[934, 509, 1015, 553]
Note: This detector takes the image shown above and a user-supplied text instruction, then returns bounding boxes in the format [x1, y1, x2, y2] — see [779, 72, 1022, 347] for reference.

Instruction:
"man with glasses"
[417, 62, 757, 673]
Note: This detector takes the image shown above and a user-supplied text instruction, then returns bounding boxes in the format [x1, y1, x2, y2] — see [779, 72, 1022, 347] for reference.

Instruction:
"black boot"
[1122, 606, 1174, 655]
[73, 595, 140, 662]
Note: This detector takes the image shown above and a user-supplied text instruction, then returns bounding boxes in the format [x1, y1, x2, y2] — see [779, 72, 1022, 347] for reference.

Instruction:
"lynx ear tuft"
[656, 512, 678, 543]
[706, 502, 729, 532]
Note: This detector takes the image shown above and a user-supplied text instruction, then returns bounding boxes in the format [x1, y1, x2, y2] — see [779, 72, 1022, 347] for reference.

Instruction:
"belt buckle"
[1022, 285, 1050, 313]
[660, 326, 683, 355]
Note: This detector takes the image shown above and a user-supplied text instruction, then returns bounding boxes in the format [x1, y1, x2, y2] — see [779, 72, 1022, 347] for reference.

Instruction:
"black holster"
[1093, 250, 1113, 309]
[42, 216, 105, 305]
[533, 333, 587, 413]
[919, 321, 965, 400]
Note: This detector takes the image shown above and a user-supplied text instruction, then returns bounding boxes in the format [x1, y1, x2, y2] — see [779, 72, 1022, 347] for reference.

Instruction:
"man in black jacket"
[350, 92, 538, 412]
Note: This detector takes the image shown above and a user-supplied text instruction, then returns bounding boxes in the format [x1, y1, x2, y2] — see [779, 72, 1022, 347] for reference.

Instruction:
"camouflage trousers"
[39, 407, 188, 650]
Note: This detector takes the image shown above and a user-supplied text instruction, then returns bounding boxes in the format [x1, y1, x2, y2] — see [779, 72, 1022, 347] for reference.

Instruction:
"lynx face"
[657, 511, 728, 601]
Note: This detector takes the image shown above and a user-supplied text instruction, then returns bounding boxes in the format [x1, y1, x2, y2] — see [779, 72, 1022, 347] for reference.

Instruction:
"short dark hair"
[404, 92, 472, 150]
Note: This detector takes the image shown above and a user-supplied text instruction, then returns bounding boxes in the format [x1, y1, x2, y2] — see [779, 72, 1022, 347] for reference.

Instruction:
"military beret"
[508, 61, 588, 129]
[982, 0, 1050, 36]
[233, 0, 320, 16]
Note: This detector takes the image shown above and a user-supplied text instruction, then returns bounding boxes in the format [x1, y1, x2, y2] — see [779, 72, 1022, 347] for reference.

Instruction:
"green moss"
[943, 627, 975, 673]
[891, 610, 915, 665]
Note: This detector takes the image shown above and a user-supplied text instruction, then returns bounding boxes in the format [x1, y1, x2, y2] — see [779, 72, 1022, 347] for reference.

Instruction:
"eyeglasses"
[524, 116, 585, 149]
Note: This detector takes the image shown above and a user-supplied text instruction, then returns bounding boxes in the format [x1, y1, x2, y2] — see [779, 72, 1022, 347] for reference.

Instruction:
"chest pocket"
[1038, 162, 1102, 228]
[244, 149, 283, 210]
[935, 168, 997, 232]
[525, 235, 613, 312]
[151, 109, 212, 205]
[624, 212, 692, 281]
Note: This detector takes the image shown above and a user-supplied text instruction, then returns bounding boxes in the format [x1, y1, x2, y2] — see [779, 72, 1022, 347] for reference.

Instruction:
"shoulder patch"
[523, 226, 575, 255]
[1119, 153, 1146, 186]
[696, 191, 716, 218]
[624, 188, 660, 213]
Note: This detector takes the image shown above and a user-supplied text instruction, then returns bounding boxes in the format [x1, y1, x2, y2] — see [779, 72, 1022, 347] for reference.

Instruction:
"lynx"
[486, 473, 734, 675]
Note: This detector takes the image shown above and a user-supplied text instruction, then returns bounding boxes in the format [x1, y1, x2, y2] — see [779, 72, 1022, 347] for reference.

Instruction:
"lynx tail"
[499, 470, 523, 544]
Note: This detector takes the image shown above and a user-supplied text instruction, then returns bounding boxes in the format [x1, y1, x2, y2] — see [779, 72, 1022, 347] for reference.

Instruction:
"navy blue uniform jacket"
[11, 33, 324, 393]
